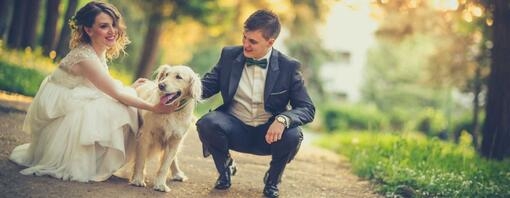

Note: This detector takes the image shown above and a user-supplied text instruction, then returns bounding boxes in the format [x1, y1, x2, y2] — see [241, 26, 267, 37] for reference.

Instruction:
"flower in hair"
[68, 16, 78, 30]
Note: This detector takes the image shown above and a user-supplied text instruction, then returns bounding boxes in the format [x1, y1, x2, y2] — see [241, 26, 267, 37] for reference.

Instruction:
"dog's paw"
[171, 172, 188, 182]
[130, 179, 147, 187]
[153, 183, 171, 192]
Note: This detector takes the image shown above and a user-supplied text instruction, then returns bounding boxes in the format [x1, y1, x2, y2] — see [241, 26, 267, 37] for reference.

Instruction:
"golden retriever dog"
[130, 65, 202, 192]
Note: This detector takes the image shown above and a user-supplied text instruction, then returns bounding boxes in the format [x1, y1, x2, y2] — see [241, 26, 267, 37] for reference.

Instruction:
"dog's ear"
[154, 65, 170, 81]
[189, 72, 203, 101]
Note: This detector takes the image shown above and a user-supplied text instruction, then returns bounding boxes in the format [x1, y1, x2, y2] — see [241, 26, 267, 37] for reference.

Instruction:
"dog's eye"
[176, 74, 182, 80]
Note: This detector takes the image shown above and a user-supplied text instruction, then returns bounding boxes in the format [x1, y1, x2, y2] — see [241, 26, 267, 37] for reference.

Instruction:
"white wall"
[319, 1, 377, 102]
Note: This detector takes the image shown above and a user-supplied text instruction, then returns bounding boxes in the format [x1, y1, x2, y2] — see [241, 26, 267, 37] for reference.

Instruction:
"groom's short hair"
[244, 9, 281, 40]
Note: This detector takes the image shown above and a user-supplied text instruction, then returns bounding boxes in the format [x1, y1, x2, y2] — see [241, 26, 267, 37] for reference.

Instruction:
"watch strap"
[276, 115, 290, 128]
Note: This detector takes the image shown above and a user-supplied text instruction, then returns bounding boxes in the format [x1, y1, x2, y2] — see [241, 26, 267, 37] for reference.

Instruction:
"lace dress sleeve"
[59, 45, 99, 73]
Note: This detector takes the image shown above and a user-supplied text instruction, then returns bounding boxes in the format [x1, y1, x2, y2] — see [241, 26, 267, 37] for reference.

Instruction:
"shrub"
[415, 108, 447, 137]
[322, 103, 390, 132]
[449, 111, 484, 145]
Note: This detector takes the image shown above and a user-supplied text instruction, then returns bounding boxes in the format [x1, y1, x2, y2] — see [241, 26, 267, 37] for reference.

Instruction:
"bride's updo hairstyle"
[69, 1, 130, 60]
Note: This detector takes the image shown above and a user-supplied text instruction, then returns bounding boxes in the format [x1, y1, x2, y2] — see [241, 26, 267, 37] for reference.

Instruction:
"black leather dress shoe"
[263, 170, 281, 197]
[263, 181, 279, 198]
[214, 158, 236, 190]
[214, 173, 231, 190]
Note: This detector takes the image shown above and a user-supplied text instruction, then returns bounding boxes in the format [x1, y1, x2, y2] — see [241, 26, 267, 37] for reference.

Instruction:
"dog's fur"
[130, 65, 202, 192]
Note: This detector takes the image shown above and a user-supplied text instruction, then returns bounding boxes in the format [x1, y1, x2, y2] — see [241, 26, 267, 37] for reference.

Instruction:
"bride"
[9, 1, 175, 182]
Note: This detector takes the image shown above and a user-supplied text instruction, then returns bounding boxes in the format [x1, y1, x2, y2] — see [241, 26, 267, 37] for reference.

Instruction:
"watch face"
[277, 116, 285, 123]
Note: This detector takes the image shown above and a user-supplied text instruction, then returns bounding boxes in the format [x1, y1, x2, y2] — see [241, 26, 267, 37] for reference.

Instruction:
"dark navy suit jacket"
[201, 46, 315, 128]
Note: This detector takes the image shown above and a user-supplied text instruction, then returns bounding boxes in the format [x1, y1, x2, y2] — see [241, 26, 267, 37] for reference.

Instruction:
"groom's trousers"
[196, 110, 303, 184]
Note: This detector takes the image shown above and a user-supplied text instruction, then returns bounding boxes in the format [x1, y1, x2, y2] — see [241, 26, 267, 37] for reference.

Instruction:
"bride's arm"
[74, 60, 175, 113]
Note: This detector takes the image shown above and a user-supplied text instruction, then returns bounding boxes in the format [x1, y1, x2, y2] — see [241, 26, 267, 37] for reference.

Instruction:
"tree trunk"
[21, 0, 42, 49]
[135, 12, 163, 78]
[41, 0, 61, 55]
[6, 0, 28, 49]
[55, 0, 78, 59]
[471, 65, 481, 150]
[0, 0, 14, 40]
[481, 1, 510, 160]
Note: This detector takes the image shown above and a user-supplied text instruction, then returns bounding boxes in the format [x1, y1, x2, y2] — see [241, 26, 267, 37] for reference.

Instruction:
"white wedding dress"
[9, 44, 138, 182]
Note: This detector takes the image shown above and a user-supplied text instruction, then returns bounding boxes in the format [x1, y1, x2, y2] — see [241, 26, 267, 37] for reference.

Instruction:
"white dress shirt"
[229, 48, 273, 126]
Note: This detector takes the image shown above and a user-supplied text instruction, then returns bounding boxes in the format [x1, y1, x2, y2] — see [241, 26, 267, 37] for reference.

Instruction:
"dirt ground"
[0, 92, 380, 198]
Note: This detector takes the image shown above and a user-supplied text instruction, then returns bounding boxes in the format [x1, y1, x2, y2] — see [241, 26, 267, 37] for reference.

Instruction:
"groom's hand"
[266, 121, 285, 144]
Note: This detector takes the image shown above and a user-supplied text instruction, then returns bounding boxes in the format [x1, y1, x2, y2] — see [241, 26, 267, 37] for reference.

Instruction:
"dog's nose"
[158, 83, 166, 90]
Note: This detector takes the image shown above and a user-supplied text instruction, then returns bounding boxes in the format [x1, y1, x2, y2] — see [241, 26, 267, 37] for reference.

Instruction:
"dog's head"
[154, 65, 202, 105]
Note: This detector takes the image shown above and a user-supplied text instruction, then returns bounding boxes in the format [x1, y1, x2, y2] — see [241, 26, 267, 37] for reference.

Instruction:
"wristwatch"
[275, 115, 288, 128]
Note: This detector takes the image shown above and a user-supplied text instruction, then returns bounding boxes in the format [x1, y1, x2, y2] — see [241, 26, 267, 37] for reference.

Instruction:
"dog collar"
[174, 98, 191, 112]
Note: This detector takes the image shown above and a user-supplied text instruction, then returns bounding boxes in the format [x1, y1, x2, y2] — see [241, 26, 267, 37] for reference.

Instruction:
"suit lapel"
[264, 49, 280, 102]
[227, 53, 245, 101]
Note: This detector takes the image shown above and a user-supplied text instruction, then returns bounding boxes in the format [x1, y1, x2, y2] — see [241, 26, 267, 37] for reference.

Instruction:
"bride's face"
[84, 12, 117, 51]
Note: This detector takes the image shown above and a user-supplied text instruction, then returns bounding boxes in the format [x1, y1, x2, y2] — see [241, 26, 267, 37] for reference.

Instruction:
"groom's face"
[242, 30, 275, 59]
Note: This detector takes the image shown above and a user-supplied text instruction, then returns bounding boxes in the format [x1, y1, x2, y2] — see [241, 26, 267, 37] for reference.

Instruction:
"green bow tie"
[246, 58, 268, 68]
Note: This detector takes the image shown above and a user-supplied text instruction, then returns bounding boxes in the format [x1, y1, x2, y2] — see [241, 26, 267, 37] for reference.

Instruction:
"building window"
[337, 51, 351, 65]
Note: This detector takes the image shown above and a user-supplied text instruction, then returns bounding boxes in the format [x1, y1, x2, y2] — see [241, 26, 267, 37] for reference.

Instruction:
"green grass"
[0, 61, 46, 96]
[316, 131, 510, 197]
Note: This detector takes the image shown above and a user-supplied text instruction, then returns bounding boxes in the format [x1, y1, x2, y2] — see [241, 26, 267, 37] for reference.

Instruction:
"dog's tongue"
[160, 93, 177, 105]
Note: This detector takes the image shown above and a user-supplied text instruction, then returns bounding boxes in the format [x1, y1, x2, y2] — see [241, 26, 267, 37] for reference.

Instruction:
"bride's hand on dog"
[132, 78, 149, 89]
[152, 101, 180, 114]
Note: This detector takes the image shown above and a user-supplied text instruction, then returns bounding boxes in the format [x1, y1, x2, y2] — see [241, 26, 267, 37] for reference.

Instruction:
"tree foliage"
[363, 34, 440, 112]
[369, 0, 489, 92]
[364, 0, 491, 142]
[1, 0, 332, 93]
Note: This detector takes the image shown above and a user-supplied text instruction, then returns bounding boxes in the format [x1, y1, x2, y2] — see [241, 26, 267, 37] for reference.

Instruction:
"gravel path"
[0, 92, 380, 198]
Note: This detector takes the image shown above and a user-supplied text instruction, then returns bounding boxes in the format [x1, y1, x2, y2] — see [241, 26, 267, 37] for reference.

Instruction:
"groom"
[196, 9, 315, 198]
